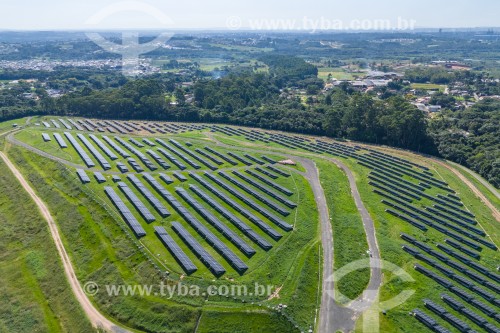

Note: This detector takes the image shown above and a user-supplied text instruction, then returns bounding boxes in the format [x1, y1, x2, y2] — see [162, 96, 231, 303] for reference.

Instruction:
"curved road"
[208, 136, 382, 332]
[0, 150, 130, 333]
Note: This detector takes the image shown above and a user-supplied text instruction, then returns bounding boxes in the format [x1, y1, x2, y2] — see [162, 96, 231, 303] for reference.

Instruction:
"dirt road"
[0, 151, 130, 333]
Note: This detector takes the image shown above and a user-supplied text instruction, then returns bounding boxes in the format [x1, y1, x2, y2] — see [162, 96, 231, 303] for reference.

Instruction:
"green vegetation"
[429, 98, 500, 187]
[0, 156, 93, 332]
[316, 160, 370, 302]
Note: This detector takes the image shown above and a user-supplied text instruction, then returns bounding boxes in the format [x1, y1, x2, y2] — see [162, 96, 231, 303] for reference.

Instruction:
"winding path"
[208, 136, 382, 332]
[0, 150, 130, 333]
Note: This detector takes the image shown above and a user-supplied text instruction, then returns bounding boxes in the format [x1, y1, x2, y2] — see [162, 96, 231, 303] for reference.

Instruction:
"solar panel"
[115, 136, 157, 171]
[176, 187, 256, 257]
[169, 139, 217, 170]
[102, 135, 130, 158]
[171, 222, 226, 277]
[232, 171, 296, 208]
[127, 174, 170, 217]
[117, 182, 156, 223]
[94, 172, 106, 183]
[77, 134, 111, 170]
[157, 147, 187, 170]
[76, 169, 90, 184]
[219, 171, 291, 216]
[154, 226, 197, 274]
[65, 132, 95, 167]
[189, 172, 282, 240]
[189, 184, 272, 251]
[255, 167, 279, 179]
[52, 133, 67, 148]
[143, 174, 248, 273]
[104, 186, 146, 237]
[204, 147, 237, 165]
[204, 172, 293, 231]
[42, 133, 51, 142]
[266, 165, 290, 177]
[245, 169, 293, 196]
[89, 134, 118, 160]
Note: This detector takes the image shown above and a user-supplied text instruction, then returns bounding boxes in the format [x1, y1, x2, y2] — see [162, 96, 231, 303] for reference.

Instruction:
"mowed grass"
[316, 159, 370, 302]
[410, 83, 446, 91]
[317, 68, 355, 81]
[0, 156, 93, 332]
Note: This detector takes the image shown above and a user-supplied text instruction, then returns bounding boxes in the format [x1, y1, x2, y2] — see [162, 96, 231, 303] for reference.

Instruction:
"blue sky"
[1, 0, 499, 30]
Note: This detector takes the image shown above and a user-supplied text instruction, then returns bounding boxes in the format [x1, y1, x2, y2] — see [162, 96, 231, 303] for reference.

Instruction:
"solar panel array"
[53, 133, 68, 148]
[76, 169, 90, 184]
[146, 150, 170, 169]
[104, 186, 146, 237]
[127, 174, 170, 217]
[205, 172, 293, 231]
[204, 146, 237, 165]
[42, 133, 51, 142]
[189, 172, 282, 240]
[175, 187, 256, 257]
[64, 132, 95, 167]
[245, 169, 293, 196]
[255, 167, 279, 179]
[169, 139, 217, 170]
[227, 152, 252, 166]
[173, 172, 188, 182]
[89, 134, 118, 160]
[58, 119, 72, 130]
[142, 173, 247, 274]
[189, 184, 273, 250]
[102, 135, 130, 158]
[117, 182, 156, 223]
[154, 226, 197, 275]
[218, 171, 290, 216]
[266, 165, 290, 177]
[115, 136, 157, 171]
[94, 172, 106, 183]
[157, 147, 187, 170]
[77, 134, 111, 170]
[171, 222, 226, 276]
[195, 148, 223, 165]
[232, 171, 296, 208]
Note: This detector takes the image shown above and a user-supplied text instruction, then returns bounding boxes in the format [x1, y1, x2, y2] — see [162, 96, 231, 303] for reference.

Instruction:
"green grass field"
[410, 83, 446, 91]
[0, 156, 93, 333]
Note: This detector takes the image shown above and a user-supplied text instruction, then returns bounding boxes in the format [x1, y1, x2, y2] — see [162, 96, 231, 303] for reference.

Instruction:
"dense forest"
[429, 99, 500, 187]
[0, 54, 498, 187]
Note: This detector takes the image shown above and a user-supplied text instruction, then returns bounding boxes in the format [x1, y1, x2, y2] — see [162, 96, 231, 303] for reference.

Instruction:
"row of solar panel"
[189, 173, 282, 240]
[232, 171, 296, 208]
[414, 264, 499, 319]
[127, 174, 171, 217]
[189, 184, 273, 251]
[157, 147, 187, 170]
[104, 186, 146, 237]
[402, 234, 500, 295]
[383, 200, 496, 251]
[77, 134, 111, 170]
[244, 169, 293, 196]
[64, 132, 96, 168]
[169, 139, 218, 171]
[407, 249, 499, 306]
[175, 187, 256, 257]
[204, 146, 237, 165]
[219, 172, 291, 216]
[142, 173, 247, 275]
[156, 139, 201, 169]
[204, 172, 293, 232]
